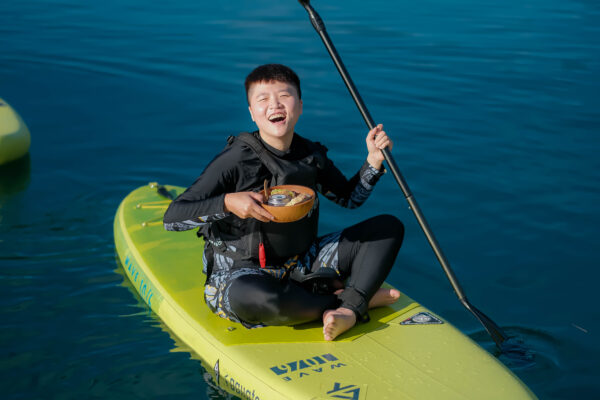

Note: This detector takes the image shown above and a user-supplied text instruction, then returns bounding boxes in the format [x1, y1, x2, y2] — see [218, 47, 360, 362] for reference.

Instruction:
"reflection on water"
[468, 325, 600, 397]
[0, 154, 31, 198]
[471, 327, 549, 371]
[115, 258, 240, 399]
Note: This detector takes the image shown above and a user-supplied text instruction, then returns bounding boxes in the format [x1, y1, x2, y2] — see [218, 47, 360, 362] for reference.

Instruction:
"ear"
[299, 99, 303, 116]
[248, 105, 255, 122]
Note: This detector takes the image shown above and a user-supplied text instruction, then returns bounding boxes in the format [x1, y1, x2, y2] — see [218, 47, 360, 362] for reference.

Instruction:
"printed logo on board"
[214, 359, 220, 386]
[222, 373, 262, 400]
[400, 311, 443, 325]
[269, 353, 346, 382]
[123, 252, 162, 308]
[326, 382, 363, 400]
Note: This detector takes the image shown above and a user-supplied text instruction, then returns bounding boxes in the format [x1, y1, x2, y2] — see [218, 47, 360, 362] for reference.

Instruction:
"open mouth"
[268, 113, 286, 124]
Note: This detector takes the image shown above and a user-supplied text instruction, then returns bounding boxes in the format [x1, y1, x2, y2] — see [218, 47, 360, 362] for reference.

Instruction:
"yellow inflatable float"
[0, 98, 31, 166]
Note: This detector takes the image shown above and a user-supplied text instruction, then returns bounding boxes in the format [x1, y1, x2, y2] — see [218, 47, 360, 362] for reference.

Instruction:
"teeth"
[268, 113, 286, 121]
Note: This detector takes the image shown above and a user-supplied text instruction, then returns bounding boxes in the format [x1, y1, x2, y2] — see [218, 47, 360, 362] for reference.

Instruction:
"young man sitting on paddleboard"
[163, 64, 404, 341]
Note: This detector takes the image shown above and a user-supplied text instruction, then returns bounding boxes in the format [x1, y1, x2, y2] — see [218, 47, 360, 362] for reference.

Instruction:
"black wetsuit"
[164, 131, 404, 327]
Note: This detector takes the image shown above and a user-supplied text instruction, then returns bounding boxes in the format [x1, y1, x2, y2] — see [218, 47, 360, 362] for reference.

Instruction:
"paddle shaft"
[299, 0, 507, 347]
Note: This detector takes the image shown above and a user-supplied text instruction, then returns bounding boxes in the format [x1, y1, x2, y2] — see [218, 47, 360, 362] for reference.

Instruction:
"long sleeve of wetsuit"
[163, 147, 241, 231]
[317, 157, 385, 209]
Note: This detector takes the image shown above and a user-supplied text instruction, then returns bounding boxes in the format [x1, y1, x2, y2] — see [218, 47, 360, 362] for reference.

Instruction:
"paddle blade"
[465, 301, 508, 348]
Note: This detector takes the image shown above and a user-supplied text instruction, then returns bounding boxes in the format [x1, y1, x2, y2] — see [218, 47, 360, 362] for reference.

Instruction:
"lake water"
[1, 0, 599, 398]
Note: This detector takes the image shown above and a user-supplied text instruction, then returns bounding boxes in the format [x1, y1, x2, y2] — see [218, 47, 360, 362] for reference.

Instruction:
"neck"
[258, 131, 294, 152]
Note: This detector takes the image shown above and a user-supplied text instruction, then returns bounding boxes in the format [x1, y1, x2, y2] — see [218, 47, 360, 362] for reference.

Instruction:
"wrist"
[223, 193, 231, 213]
[366, 155, 383, 170]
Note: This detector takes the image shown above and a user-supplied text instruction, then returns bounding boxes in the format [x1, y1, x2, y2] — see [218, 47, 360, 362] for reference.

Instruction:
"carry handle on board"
[298, 0, 509, 349]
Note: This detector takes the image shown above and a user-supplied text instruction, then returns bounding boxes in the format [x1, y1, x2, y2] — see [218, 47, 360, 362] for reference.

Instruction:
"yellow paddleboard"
[114, 182, 537, 400]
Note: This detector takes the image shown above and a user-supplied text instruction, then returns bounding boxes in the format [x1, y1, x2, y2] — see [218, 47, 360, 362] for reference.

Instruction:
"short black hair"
[245, 64, 301, 102]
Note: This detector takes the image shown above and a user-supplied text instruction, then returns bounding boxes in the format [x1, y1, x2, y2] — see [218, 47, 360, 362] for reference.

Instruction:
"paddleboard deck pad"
[114, 182, 537, 399]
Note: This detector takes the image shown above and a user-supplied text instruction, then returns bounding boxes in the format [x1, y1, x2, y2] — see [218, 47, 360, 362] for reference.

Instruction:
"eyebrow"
[254, 89, 293, 98]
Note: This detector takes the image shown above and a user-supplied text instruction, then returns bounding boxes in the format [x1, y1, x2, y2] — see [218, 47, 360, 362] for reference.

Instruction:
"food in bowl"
[261, 184, 315, 223]
[267, 189, 312, 207]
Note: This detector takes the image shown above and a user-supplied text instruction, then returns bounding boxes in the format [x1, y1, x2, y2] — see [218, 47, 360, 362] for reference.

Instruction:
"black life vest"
[206, 132, 327, 269]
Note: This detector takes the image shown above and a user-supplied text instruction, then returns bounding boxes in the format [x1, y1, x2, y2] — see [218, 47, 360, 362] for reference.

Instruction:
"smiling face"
[247, 80, 303, 151]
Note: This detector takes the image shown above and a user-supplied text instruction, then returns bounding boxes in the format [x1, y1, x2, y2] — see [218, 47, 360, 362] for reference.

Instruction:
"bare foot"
[368, 288, 401, 309]
[323, 307, 357, 341]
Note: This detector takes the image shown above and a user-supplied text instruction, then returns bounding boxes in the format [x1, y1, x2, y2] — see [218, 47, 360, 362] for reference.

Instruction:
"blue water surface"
[1, 0, 599, 398]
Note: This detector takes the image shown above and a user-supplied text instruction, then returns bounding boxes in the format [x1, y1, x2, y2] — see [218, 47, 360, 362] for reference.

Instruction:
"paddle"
[298, 0, 509, 349]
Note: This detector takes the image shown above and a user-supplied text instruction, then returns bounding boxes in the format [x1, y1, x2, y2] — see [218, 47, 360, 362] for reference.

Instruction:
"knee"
[228, 274, 282, 324]
[374, 214, 405, 242]
[346, 214, 404, 244]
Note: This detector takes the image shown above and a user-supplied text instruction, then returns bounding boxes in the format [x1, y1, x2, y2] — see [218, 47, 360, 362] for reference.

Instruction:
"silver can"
[267, 194, 291, 206]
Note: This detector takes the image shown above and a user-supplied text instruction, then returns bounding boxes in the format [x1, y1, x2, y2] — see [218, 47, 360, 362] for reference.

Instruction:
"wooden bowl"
[261, 184, 315, 223]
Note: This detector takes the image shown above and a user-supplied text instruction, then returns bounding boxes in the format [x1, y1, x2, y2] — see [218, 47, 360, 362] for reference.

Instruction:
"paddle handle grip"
[300, 0, 325, 31]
